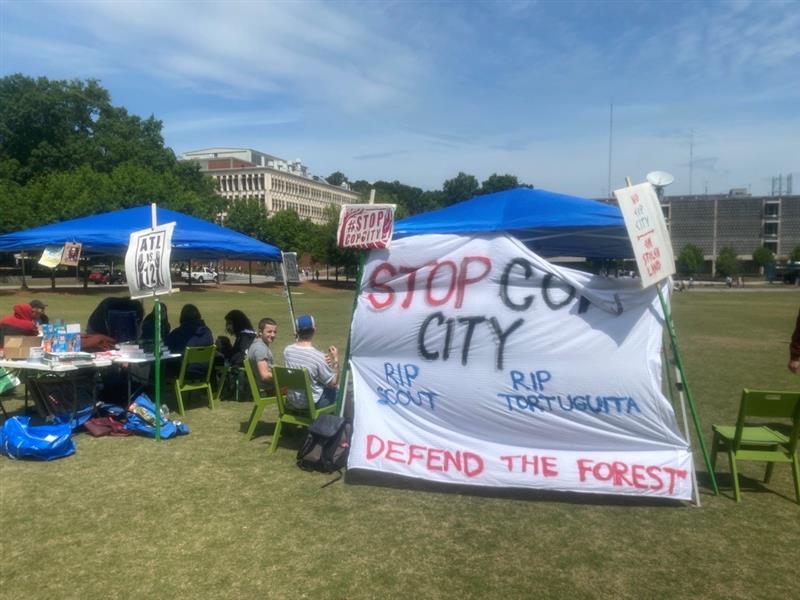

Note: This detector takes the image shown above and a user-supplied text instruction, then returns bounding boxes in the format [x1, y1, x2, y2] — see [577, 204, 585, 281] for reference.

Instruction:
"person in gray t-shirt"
[246, 317, 277, 395]
[282, 314, 339, 410]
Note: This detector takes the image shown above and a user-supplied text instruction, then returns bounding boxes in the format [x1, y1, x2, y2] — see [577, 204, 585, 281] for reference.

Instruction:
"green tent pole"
[335, 254, 365, 415]
[280, 256, 297, 337]
[153, 296, 162, 441]
[656, 286, 718, 494]
[662, 343, 677, 408]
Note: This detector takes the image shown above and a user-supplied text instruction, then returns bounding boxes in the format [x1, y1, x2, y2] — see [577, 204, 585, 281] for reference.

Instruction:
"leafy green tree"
[677, 244, 704, 276]
[790, 245, 800, 262]
[480, 173, 519, 195]
[716, 246, 739, 277]
[325, 171, 348, 187]
[752, 245, 775, 269]
[224, 198, 269, 240]
[442, 172, 479, 206]
[0, 74, 223, 232]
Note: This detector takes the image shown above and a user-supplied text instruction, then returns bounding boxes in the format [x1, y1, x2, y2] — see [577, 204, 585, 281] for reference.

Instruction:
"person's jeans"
[316, 387, 337, 408]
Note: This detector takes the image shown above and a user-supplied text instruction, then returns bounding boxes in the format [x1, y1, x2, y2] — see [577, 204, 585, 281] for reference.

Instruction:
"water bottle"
[159, 404, 169, 423]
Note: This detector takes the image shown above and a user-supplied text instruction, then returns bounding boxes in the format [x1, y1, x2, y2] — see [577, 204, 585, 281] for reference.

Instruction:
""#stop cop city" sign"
[337, 204, 396, 249]
[614, 183, 675, 289]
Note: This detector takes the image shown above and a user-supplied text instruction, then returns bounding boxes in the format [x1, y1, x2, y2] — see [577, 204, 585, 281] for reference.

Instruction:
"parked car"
[180, 266, 219, 284]
[89, 269, 126, 285]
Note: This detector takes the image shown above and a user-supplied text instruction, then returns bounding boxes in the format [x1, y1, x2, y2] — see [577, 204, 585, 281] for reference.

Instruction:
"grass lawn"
[1, 284, 798, 599]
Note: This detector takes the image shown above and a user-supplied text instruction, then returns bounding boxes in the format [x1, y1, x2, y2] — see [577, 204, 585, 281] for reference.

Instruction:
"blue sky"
[2, 0, 798, 196]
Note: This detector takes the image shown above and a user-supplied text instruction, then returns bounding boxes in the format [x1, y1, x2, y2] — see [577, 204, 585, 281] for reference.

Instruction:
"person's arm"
[325, 346, 339, 387]
[256, 359, 272, 383]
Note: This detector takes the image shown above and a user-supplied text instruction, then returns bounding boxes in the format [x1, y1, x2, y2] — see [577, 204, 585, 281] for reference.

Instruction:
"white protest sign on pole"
[613, 182, 675, 288]
[337, 204, 396, 249]
[124, 222, 175, 299]
[347, 234, 694, 500]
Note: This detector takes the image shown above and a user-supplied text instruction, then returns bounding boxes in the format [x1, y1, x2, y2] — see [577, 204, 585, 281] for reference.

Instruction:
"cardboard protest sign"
[614, 183, 675, 288]
[61, 242, 82, 266]
[347, 233, 693, 500]
[124, 223, 175, 299]
[337, 204, 396, 249]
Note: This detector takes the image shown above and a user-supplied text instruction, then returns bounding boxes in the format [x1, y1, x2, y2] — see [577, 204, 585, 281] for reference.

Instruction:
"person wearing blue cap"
[283, 314, 339, 409]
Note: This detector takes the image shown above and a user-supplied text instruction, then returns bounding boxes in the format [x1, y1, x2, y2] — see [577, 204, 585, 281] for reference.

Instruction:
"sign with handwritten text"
[347, 234, 694, 500]
[614, 183, 675, 288]
[337, 204, 396, 249]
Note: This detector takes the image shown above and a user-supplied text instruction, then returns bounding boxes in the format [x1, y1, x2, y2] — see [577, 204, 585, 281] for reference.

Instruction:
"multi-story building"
[659, 191, 800, 273]
[182, 147, 363, 225]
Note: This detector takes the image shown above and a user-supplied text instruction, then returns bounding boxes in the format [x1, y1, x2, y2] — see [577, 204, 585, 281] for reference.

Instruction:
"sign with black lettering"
[124, 223, 175, 299]
[347, 234, 694, 499]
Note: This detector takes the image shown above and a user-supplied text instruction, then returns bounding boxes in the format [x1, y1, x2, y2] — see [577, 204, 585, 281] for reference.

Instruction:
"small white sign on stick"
[337, 204, 396, 249]
[614, 183, 675, 288]
[125, 223, 175, 299]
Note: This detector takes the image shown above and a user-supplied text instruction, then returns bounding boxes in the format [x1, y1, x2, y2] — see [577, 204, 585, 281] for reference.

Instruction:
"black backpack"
[297, 414, 352, 476]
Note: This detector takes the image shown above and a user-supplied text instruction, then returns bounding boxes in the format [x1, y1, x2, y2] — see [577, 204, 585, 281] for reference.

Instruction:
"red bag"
[80, 333, 117, 352]
[83, 416, 131, 437]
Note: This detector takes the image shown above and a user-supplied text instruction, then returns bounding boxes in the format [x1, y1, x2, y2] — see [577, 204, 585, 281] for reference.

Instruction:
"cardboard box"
[2, 335, 42, 360]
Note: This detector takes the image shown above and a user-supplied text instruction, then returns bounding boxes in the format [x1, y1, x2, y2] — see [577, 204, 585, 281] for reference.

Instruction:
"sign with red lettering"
[347, 234, 694, 500]
[614, 183, 675, 288]
[337, 204, 396, 249]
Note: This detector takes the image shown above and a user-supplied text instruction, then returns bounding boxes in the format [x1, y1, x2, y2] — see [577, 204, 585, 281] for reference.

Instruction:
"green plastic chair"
[173, 345, 216, 417]
[711, 389, 800, 503]
[269, 366, 337, 455]
[242, 357, 276, 441]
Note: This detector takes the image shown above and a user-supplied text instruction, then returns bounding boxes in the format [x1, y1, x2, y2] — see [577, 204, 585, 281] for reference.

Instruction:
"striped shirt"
[282, 343, 335, 409]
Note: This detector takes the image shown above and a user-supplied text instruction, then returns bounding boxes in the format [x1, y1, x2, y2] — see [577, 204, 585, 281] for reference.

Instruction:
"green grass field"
[1, 285, 798, 599]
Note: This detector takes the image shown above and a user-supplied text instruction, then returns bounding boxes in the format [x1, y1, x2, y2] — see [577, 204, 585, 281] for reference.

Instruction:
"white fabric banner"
[348, 234, 694, 500]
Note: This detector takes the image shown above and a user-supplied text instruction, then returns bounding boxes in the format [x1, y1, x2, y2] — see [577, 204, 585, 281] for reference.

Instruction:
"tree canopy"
[716, 246, 739, 277]
[752, 245, 775, 268]
[0, 74, 223, 233]
[677, 244, 704, 276]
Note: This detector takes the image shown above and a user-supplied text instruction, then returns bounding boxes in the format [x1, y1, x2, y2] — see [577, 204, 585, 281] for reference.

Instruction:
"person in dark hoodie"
[215, 309, 256, 368]
[140, 303, 171, 344]
[0, 303, 40, 348]
[166, 304, 214, 379]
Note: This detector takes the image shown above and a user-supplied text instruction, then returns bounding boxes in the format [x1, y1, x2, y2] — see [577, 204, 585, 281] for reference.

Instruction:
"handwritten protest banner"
[348, 234, 693, 499]
[614, 183, 675, 288]
[124, 223, 175, 299]
[337, 204, 396, 249]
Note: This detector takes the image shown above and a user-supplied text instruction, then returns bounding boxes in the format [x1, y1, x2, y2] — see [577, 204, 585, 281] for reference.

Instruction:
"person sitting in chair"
[283, 314, 338, 410]
[0, 303, 39, 349]
[166, 304, 214, 379]
[246, 317, 277, 396]
[215, 309, 256, 368]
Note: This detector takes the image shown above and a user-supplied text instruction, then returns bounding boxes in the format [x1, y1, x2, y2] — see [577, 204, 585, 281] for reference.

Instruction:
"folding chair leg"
[268, 420, 283, 455]
[729, 450, 741, 502]
[245, 401, 266, 441]
[175, 381, 185, 417]
[711, 433, 719, 469]
[791, 458, 800, 505]
[206, 385, 215, 410]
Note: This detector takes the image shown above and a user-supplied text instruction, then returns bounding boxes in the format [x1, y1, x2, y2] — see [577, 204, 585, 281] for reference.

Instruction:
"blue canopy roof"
[394, 187, 633, 259]
[0, 206, 281, 261]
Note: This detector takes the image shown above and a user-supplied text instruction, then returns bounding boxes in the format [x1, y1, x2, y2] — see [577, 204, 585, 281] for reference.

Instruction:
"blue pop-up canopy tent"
[0, 206, 281, 261]
[394, 187, 633, 259]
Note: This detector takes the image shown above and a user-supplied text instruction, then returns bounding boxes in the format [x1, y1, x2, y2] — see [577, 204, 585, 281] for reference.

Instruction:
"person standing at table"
[789, 306, 800, 374]
[246, 317, 277, 396]
[0, 303, 39, 348]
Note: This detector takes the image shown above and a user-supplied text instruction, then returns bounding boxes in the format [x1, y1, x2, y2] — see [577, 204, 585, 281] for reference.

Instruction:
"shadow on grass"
[345, 468, 704, 507]
[711, 470, 799, 504]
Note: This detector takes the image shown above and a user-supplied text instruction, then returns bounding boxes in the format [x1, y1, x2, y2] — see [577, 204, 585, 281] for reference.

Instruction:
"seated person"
[215, 309, 256, 368]
[0, 303, 40, 348]
[86, 297, 144, 342]
[283, 314, 339, 410]
[166, 304, 214, 379]
[29, 299, 49, 325]
[140, 303, 171, 343]
[246, 317, 277, 396]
